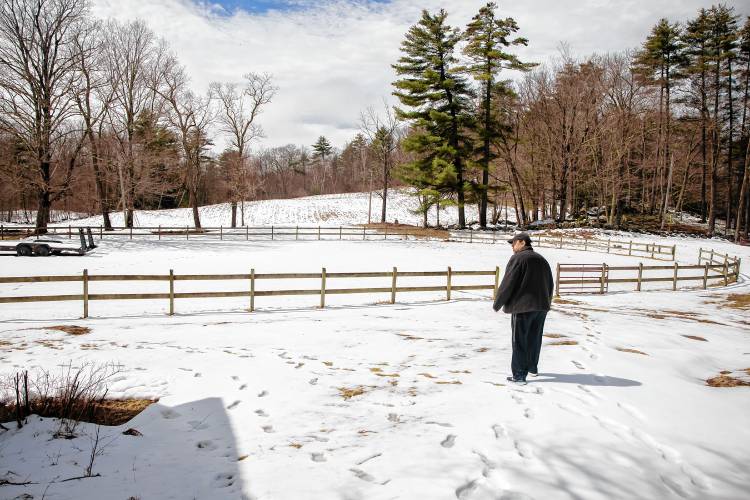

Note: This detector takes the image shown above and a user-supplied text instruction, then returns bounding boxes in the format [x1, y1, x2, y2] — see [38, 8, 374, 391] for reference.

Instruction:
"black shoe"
[506, 376, 527, 385]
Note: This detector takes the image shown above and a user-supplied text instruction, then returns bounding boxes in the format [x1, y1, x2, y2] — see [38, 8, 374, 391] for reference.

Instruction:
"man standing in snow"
[493, 233, 554, 385]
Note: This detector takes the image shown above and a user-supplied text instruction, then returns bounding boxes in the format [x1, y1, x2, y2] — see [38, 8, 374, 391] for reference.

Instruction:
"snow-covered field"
[1, 230, 750, 499]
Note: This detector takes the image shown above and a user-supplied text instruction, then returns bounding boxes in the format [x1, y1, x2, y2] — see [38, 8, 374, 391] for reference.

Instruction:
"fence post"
[698, 247, 703, 263]
[559, 236, 563, 249]
[447, 266, 452, 301]
[130, 226, 132, 240]
[710, 248, 714, 263]
[384, 225, 388, 240]
[628, 240, 632, 256]
[69, 225, 72, 239]
[672, 262, 678, 291]
[584, 238, 588, 252]
[83, 269, 89, 318]
[723, 260, 729, 287]
[1, 225, 3, 240]
[296, 226, 299, 240]
[186, 226, 189, 241]
[271, 225, 274, 240]
[246, 225, 249, 241]
[391, 267, 397, 304]
[320, 268, 326, 308]
[250, 268, 255, 312]
[494, 266, 500, 300]
[339, 226, 342, 240]
[159, 225, 162, 240]
[169, 269, 174, 316]
[555, 263, 561, 297]
[600, 264, 606, 294]
[318, 226, 321, 240]
[220, 226, 223, 241]
[470, 228, 473, 243]
[607, 239, 611, 253]
[671, 245, 676, 261]
[636, 262, 643, 291]
[735, 258, 741, 282]
[492, 231, 496, 244]
[363, 227, 366, 240]
[703, 262, 709, 289]
[99, 225, 102, 240]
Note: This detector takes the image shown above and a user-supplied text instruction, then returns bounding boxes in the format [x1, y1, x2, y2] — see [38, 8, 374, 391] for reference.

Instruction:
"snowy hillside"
[33, 190, 491, 228]
[1, 212, 749, 499]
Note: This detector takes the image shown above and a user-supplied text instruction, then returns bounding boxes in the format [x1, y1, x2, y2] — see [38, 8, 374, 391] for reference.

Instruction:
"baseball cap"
[507, 232, 532, 245]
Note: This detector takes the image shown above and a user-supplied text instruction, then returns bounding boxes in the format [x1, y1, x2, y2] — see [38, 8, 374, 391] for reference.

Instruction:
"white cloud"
[91, 0, 749, 151]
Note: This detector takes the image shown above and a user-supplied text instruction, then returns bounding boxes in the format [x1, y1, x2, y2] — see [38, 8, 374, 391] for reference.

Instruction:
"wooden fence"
[555, 250, 741, 295]
[1, 224, 676, 261]
[0, 267, 500, 318]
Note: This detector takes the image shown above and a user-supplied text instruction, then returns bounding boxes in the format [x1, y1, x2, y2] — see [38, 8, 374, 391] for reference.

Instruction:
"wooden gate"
[555, 264, 609, 295]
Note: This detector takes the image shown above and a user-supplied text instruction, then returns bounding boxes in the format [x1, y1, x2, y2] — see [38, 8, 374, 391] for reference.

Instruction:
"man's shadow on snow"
[529, 373, 641, 387]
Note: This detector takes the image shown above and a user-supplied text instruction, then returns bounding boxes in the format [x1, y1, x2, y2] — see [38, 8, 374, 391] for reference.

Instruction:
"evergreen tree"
[682, 9, 712, 222]
[736, 16, 750, 240]
[704, 5, 739, 235]
[312, 136, 333, 159]
[463, 2, 534, 228]
[634, 18, 685, 226]
[392, 9, 474, 228]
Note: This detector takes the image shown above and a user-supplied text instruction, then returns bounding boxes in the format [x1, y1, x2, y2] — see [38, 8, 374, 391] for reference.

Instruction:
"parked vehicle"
[0, 227, 96, 256]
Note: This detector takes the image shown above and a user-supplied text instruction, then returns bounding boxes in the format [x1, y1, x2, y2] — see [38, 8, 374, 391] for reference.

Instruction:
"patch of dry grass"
[46, 325, 91, 336]
[338, 386, 366, 400]
[553, 298, 581, 305]
[724, 294, 750, 310]
[549, 340, 578, 346]
[543, 333, 566, 338]
[706, 375, 750, 387]
[0, 398, 156, 426]
[362, 223, 449, 240]
[418, 373, 436, 379]
[435, 380, 462, 385]
[475, 347, 490, 353]
[369, 367, 399, 377]
[682, 335, 708, 342]
[616, 347, 649, 356]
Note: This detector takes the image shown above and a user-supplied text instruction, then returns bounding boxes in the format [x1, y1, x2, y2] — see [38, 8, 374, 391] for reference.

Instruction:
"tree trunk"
[381, 157, 389, 224]
[231, 202, 237, 228]
[735, 138, 750, 242]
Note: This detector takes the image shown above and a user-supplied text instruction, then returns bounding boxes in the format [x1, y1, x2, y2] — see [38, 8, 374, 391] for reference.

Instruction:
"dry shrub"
[616, 347, 649, 356]
[682, 335, 707, 342]
[92, 399, 156, 426]
[46, 325, 91, 336]
[338, 386, 366, 400]
[706, 375, 750, 387]
[549, 340, 578, 346]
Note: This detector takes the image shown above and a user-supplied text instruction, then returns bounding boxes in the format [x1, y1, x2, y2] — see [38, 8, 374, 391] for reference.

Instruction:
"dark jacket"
[493, 246, 554, 314]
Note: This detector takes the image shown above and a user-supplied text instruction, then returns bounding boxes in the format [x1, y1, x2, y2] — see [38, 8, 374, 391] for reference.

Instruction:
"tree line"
[391, 2, 750, 240]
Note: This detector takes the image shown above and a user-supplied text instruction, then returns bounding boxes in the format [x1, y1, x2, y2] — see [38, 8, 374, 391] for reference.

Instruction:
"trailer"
[0, 227, 96, 256]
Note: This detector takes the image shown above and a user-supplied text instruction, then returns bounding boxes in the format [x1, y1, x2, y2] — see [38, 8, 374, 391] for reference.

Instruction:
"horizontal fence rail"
[0, 267, 501, 318]
[1, 224, 676, 261]
[555, 249, 741, 295]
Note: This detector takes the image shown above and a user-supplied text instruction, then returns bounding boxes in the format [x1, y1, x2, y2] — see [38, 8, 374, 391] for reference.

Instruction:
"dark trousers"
[510, 310, 548, 380]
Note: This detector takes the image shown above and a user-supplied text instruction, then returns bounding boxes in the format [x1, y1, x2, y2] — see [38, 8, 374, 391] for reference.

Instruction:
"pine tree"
[392, 9, 474, 228]
[704, 5, 739, 235]
[312, 136, 333, 159]
[463, 2, 534, 228]
[634, 18, 685, 227]
[682, 9, 712, 222]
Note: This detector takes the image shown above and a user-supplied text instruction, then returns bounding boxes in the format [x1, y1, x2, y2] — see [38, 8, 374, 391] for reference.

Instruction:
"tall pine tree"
[463, 2, 534, 228]
[634, 19, 685, 227]
[392, 9, 474, 228]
